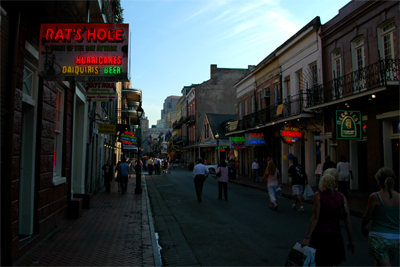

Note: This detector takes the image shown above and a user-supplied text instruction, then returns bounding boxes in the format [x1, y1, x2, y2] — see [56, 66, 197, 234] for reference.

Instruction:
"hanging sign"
[231, 136, 245, 148]
[245, 133, 266, 146]
[87, 82, 116, 101]
[280, 124, 302, 145]
[99, 124, 116, 135]
[336, 110, 362, 140]
[39, 23, 129, 81]
[121, 131, 137, 145]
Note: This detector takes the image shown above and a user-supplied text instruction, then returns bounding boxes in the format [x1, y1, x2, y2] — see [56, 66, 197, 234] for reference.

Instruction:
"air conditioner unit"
[262, 89, 270, 98]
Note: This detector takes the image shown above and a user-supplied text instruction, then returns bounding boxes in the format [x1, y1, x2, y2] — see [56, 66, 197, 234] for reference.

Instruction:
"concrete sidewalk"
[15, 175, 161, 267]
[229, 174, 369, 217]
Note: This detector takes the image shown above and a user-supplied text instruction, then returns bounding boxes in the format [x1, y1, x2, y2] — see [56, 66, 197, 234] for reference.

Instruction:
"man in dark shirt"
[102, 159, 113, 193]
[288, 157, 307, 212]
[322, 155, 336, 172]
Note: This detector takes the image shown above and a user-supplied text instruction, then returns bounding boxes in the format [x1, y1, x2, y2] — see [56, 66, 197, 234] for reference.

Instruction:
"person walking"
[147, 157, 154, 175]
[117, 157, 131, 194]
[322, 155, 336, 172]
[361, 167, 399, 267]
[216, 161, 229, 201]
[252, 158, 260, 183]
[193, 158, 209, 202]
[337, 155, 353, 197]
[115, 159, 122, 193]
[154, 156, 161, 175]
[162, 159, 169, 175]
[102, 159, 113, 193]
[261, 161, 280, 211]
[288, 156, 307, 211]
[301, 173, 355, 266]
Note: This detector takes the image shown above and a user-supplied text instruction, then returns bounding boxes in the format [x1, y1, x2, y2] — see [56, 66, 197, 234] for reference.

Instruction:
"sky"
[122, 0, 351, 126]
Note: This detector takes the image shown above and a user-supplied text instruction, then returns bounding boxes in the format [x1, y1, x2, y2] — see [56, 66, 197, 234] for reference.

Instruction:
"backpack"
[295, 164, 306, 181]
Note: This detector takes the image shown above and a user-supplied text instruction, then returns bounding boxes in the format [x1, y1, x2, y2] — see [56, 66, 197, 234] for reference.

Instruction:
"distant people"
[193, 158, 209, 202]
[216, 161, 229, 201]
[204, 159, 208, 166]
[154, 156, 161, 175]
[322, 155, 336, 172]
[337, 155, 353, 197]
[301, 173, 355, 266]
[261, 161, 280, 211]
[361, 167, 399, 266]
[118, 157, 131, 194]
[115, 159, 122, 193]
[147, 157, 154, 175]
[234, 159, 239, 175]
[288, 156, 307, 212]
[252, 159, 260, 183]
[102, 159, 113, 193]
[163, 159, 169, 175]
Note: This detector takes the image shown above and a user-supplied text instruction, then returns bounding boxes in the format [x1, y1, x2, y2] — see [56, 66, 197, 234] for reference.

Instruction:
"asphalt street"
[146, 168, 396, 266]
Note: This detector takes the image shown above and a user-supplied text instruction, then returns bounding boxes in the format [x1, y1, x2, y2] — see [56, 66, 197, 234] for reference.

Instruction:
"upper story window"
[352, 37, 365, 70]
[244, 98, 248, 116]
[239, 101, 242, 119]
[296, 70, 303, 92]
[379, 21, 396, 59]
[284, 76, 291, 97]
[274, 83, 281, 104]
[251, 95, 255, 113]
[310, 62, 318, 86]
[258, 92, 262, 110]
[331, 51, 341, 79]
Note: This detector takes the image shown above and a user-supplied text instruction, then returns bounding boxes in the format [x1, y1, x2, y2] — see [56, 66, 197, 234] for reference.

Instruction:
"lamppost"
[135, 102, 144, 194]
[215, 131, 219, 165]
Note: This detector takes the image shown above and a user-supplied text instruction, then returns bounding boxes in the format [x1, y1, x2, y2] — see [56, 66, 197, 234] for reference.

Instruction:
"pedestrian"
[361, 167, 399, 266]
[130, 158, 136, 175]
[147, 157, 154, 175]
[252, 158, 260, 183]
[337, 155, 353, 197]
[162, 159, 169, 175]
[322, 155, 336, 172]
[261, 160, 280, 211]
[204, 158, 208, 166]
[154, 156, 161, 175]
[288, 156, 307, 211]
[193, 158, 209, 202]
[115, 159, 122, 193]
[216, 161, 229, 201]
[117, 157, 131, 194]
[301, 172, 355, 266]
[102, 159, 113, 193]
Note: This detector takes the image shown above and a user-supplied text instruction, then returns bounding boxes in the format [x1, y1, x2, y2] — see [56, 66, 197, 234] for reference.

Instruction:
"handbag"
[285, 242, 316, 267]
[303, 185, 315, 200]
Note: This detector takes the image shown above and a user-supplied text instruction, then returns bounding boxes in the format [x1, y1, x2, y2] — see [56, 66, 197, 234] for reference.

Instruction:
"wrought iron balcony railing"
[307, 58, 399, 106]
[186, 115, 196, 125]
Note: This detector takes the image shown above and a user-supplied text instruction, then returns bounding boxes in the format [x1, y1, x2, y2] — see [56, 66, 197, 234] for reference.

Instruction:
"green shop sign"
[336, 110, 362, 140]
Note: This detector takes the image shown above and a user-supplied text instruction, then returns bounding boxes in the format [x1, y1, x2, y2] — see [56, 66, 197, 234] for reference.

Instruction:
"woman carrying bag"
[216, 161, 229, 201]
[261, 160, 280, 211]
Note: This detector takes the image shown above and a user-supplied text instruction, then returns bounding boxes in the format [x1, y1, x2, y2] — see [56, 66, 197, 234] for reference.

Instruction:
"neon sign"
[121, 131, 137, 145]
[245, 133, 266, 146]
[231, 136, 245, 148]
[336, 110, 362, 140]
[39, 23, 129, 82]
[279, 125, 301, 144]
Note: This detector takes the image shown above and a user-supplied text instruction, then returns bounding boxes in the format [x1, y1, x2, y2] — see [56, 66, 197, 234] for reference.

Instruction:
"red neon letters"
[281, 130, 302, 138]
[45, 28, 123, 43]
[76, 56, 122, 65]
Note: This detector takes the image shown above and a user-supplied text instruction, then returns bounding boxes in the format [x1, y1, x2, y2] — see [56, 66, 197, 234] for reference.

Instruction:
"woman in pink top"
[261, 161, 280, 211]
[216, 161, 229, 201]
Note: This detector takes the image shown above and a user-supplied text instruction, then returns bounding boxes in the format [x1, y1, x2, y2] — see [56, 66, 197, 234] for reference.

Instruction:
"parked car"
[205, 164, 218, 174]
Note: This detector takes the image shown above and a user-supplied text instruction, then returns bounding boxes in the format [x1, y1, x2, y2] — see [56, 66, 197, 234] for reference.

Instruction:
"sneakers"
[298, 206, 305, 212]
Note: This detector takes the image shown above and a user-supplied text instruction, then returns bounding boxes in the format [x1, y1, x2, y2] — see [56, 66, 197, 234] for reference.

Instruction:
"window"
[285, 76, 291, 97]
[53, 87, 66, 184]
[331, 51, 342, 99]
[352, 36, 366, 91]
[245, 98, 248, 115]
[258, 92, 262, 110]
[310, 62, 318, 86]
[274, 83, 281, 104]
[251, 95, 255, 113]
[380, 21, 396, 59]
[239, 101, 242, 119]
[296, 70, 303, 92]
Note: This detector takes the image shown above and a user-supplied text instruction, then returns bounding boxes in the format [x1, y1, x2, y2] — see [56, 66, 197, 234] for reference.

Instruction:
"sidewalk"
[229, 174, 369, 218]
[15, 175, 161, 267]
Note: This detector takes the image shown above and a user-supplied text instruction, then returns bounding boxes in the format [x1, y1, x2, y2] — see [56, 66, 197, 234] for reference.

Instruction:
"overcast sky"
[122, 0, 351, 126]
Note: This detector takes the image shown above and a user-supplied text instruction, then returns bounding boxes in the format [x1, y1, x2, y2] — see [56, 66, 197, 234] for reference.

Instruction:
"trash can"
[189, 162, 194, 171]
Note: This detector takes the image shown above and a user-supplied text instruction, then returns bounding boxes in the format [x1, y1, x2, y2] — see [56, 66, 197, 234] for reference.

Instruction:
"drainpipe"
[1, 9, 20, 266]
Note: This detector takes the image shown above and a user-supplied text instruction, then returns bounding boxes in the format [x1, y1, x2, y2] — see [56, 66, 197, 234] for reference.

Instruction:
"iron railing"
[307, 58, 399, 106]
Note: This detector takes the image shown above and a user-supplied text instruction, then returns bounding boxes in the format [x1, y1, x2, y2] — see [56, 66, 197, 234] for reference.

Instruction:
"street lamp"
[215, 131, 220, 165]
[135, 102, 144, 194]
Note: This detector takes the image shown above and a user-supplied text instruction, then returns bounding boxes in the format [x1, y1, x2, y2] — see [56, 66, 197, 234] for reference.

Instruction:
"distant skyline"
[122, 0, 351, 126]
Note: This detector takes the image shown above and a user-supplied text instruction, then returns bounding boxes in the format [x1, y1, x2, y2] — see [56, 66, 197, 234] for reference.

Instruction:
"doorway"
[357, 141, 368, 191]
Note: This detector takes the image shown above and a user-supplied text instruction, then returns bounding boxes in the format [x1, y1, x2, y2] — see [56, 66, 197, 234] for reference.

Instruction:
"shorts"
[368, 236, 400, 261]
[292, 184, 304, 195]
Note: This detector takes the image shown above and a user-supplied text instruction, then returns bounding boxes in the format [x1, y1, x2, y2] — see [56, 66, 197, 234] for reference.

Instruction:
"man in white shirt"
[252, 158, 260, 183]
[193, 158, 210, 202]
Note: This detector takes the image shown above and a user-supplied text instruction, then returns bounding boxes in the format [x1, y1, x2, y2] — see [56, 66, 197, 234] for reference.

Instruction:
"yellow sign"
[276, 104, 284, 116]
[229, 121, 238, 131]
[99, 124, 116, 135]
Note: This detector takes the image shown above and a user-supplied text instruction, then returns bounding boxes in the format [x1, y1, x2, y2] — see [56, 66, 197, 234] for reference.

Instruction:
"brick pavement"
[15, 176, 158, 267]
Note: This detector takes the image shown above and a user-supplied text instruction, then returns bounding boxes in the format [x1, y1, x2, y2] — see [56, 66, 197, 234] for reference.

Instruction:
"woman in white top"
[261, 161, 280, 211]
[337, 155, 353, 196]
[216, 161, 229, 201]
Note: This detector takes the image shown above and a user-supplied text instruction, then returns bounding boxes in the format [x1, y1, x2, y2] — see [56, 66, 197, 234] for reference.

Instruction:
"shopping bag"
[303, 185, 315, 200]
[284, 242, 316, 266]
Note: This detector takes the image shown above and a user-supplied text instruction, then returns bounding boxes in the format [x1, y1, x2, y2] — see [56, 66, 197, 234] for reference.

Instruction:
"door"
[357, 141, 368, 191]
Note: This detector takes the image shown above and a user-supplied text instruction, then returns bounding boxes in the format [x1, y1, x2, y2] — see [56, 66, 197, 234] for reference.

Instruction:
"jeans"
[253, 169, 259, 182]
[194, 175, 206, 202]
[218, 182, 228, 200]
[120, 174, 128, 194]
[267, 183, 278, 202]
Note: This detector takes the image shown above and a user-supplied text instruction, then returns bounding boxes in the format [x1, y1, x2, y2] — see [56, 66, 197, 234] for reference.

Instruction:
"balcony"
[186, 115, 196, 125]
[231, 93, 305, 132]
[307, 59, 399, 107]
